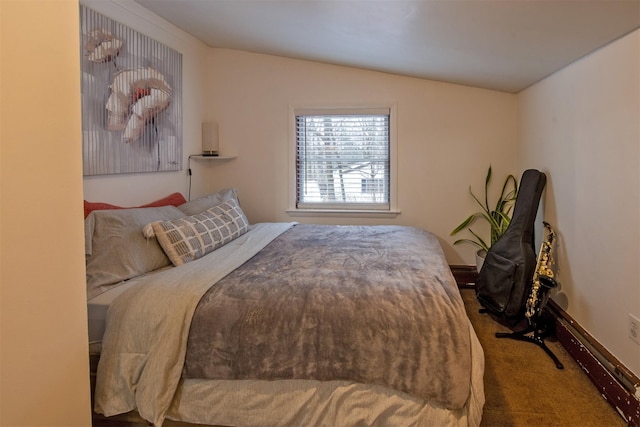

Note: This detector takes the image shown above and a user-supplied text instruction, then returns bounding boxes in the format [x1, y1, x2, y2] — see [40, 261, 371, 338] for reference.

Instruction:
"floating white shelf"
[190, 155, 236, 161]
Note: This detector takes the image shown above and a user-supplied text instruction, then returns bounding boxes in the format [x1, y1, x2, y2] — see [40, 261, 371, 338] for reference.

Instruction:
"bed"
[86, 189, 485, 427]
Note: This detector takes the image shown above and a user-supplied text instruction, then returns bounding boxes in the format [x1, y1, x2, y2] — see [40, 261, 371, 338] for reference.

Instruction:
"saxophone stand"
[493, 265, 565, 369]
[495, 312, 564, 369]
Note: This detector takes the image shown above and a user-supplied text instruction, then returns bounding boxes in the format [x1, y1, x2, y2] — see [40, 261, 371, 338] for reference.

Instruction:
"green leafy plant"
[450, 166, 518, 252]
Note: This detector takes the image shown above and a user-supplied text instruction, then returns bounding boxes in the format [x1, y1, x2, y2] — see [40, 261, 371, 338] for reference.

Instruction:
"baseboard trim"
[548, 300, 640, 427]
[450, 264, 639, 426]
[449, 264, 478, 288]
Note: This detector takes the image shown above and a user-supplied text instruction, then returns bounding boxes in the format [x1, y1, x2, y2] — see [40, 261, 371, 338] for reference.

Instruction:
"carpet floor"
[460, 287, 626, 427]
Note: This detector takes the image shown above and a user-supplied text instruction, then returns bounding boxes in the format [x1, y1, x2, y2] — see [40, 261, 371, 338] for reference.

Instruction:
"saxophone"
[525, 221, 558, 319]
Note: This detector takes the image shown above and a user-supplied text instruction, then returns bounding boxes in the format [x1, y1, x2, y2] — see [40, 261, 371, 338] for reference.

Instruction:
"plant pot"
[475, 249, 487, 273]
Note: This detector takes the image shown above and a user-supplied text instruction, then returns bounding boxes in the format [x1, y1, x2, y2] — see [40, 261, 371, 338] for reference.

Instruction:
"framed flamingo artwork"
[80, 5, 182, 176]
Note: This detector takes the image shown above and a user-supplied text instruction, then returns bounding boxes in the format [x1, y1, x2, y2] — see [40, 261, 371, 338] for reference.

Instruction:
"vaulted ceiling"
[134, 0, 640, 93]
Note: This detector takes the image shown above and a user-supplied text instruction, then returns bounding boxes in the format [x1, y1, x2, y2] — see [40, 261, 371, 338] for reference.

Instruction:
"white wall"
[0, 1, 91, 425]
[81, 0, 209, 206]
[518, 30, 640, 377]
[203, 49, 518, 263]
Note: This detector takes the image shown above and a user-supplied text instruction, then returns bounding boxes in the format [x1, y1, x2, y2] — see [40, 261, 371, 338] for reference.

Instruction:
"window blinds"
[295, 109, 390, 210]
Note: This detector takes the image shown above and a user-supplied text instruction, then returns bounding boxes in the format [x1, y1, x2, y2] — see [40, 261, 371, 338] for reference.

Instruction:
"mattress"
[87, 280, 139, 343]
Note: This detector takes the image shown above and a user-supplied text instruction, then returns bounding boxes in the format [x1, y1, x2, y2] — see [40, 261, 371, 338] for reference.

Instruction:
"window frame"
[287, 104, 399, 218]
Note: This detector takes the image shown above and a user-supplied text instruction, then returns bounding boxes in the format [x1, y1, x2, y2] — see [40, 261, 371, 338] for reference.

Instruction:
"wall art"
[80, 5, 182, 176]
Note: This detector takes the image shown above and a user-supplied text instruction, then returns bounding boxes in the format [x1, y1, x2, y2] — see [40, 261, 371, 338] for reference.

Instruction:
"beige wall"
[1, 1, 91, 425]
[203, 49, 518, 263]
[518, 30, 640, 377]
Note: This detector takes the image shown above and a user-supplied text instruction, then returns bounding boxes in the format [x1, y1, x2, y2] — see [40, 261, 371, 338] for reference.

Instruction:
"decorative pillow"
[151, 199, 250, 266]
[83, 192, 187, 218]
[85, 205, 186, 299]
[178, 188, 238, 216]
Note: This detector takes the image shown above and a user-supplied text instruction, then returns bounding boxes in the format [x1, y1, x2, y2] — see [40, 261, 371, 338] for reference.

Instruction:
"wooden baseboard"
[449, 264, 478, 288]
[548, 300, 640, 427]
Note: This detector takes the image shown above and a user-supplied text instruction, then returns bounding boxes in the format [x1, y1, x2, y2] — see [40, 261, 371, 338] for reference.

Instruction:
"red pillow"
[84, 192, 187, 218]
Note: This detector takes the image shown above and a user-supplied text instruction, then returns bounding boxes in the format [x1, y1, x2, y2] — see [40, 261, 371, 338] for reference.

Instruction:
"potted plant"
[450, 165, 518, 271]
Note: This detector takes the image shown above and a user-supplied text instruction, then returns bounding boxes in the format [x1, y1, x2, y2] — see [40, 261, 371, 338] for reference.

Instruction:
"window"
[295, 108, 391, 211]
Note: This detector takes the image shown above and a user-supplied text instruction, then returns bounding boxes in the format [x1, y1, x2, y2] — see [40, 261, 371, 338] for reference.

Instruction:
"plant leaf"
[450, 213, 482, 235]
[484, 165, 492, 210]
[468, 229, 489, 252]
[469, 188, 491, 219]
[453, 238, 485, 251]
[494, 174, 518, 214]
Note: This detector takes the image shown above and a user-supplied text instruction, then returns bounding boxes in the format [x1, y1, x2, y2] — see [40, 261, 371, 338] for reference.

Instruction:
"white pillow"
[150, 199, 250, 266]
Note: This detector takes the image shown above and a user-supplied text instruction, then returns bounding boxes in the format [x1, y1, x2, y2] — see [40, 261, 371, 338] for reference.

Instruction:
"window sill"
[286, 209, 401, 219]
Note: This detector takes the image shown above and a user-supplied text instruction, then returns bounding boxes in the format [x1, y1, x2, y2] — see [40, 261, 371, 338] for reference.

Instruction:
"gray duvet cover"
[184, 224, 470, 408]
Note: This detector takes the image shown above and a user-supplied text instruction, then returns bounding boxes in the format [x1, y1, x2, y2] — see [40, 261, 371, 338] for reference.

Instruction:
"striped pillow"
[151, 199, 250, 266]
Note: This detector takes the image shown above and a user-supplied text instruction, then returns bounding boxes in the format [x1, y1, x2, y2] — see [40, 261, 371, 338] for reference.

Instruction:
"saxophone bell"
[536, 275, 558, 313]
[538, 275, 558, 290]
